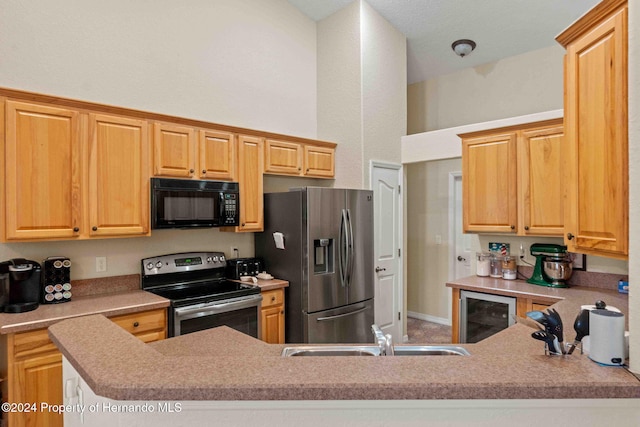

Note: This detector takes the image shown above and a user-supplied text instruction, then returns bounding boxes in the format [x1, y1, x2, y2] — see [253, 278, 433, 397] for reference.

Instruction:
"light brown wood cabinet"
[556, 0, 628, 259]
[222, 135, 264, 232]
[0, 309, 166, 427]
[88, 114, 150, 237]
[4, 101, 82, 241]
[264, 139, 335, 179]
[461, 120, 564, 236]
[152, 123, 236, 181]
[260, 288, 285, 344]
[3, 101, 151, 241]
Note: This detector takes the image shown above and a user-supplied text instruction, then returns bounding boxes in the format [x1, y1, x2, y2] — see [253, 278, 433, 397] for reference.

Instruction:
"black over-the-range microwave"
[151, 178, 240, 229]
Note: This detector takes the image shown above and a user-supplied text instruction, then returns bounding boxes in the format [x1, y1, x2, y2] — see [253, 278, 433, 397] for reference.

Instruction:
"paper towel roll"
[588, 309, 625, 366]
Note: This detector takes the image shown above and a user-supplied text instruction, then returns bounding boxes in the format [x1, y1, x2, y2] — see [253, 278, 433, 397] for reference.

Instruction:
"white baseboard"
[407, 311, 451, 326]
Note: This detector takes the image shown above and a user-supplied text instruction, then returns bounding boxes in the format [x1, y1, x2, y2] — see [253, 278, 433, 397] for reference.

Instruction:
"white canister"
[588, 309, 625, 366]
[476, 252, 490, 277]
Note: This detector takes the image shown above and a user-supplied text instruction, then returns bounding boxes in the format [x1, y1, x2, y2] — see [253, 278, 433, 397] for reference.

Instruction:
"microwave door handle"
[218, 193, 225, 223]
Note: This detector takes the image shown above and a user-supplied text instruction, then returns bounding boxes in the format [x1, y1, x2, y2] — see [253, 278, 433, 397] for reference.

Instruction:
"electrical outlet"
[230, 247, 239, 259]
[95, 257, 107, 272]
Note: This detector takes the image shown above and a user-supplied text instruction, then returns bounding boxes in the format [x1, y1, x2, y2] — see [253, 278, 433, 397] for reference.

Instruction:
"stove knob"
[206, 257, 213, 263]
[146, 262, 154, 270]
[219, 255, 225, 262]
[212, 256, 218, 262]
[155, 261, 163, 269]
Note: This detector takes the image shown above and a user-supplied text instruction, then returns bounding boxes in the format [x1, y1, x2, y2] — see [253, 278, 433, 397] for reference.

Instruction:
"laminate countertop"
[48, 276, 640, 401]
[0, 290, 169, 335]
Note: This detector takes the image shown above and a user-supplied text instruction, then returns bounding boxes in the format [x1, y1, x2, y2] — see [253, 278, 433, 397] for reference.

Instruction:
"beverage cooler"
[459, 290, 516, 343]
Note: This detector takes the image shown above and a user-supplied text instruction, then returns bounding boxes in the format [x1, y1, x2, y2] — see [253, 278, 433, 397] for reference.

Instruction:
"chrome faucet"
[371, 324, 394, 356]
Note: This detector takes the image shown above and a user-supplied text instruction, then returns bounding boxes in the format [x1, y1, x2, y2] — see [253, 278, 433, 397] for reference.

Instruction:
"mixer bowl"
[543, 257, 573, 282]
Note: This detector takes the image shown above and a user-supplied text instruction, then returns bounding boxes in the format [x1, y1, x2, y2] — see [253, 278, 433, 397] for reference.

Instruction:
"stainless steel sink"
[281, 344, 470, 357]
[281, 345, 381, 357]
[392, 345, 470, 356]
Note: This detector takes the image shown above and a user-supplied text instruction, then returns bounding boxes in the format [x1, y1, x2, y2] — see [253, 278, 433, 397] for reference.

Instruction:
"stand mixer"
[527, 243, 573, 288]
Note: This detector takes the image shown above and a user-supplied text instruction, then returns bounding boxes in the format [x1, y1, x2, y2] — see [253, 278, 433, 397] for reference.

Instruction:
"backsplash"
[518, 265, 627, 292]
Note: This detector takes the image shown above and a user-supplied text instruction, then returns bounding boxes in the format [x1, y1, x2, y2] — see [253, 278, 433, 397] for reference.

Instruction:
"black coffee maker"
[0, 258, 42, 313]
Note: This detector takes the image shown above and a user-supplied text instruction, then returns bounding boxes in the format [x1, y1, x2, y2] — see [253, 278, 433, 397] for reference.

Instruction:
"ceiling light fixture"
[451, 39, 476, 58]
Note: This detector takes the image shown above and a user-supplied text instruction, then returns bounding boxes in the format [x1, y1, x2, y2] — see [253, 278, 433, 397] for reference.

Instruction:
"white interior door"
[448, 172, 471, 322]
[370, 161, 402, 340]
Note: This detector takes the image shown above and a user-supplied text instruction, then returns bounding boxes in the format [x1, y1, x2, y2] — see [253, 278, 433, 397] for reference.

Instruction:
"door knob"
[375, 266, 386, 273]
[457, 256, 466, 262]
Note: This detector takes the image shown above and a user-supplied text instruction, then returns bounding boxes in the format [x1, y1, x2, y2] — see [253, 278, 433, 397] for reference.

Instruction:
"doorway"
[370, 161, 403, 341]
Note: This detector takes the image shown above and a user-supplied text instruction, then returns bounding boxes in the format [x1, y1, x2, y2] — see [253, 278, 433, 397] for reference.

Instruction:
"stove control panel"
[142, 252, 227, 276]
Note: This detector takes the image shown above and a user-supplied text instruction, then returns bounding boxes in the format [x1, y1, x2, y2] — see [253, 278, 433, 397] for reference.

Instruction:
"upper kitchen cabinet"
[222, 135, 264, 232]
[152, 122, 196, 178]
[4, 101, 82, 240]
[518, 123, 564, 236]
[556, 0, 628, 259]
[460, 119, 564, 236]
[152, 123, 236, 181]
[264, 138, 336, 179]
[87, 114, 150, 237]
[199, 129, 236, 181]
[461, 131, 517, 233]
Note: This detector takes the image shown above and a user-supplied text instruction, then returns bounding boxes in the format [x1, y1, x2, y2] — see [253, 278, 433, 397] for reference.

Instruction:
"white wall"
[627, 0, 639, 374]
[0, 0, 317, 137]
[317, 0, 405, 188]
[0, 0, 317, 279]
[361, 1, 406, 185]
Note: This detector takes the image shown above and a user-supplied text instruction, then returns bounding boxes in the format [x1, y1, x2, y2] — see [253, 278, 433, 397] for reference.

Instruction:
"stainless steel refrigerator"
[255, 187, 374, 343]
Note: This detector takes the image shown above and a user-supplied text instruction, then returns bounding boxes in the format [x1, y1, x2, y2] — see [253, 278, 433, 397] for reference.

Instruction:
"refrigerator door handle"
[316, 307, 368, 322]
[345, 208, 354, 286]
[339, 209, 348, 287]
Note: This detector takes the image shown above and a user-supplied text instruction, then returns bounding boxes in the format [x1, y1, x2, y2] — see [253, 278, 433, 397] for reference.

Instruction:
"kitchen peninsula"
[49, 278, 640, 427]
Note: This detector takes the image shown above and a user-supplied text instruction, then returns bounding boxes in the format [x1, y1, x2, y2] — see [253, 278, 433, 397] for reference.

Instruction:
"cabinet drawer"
[110, 309, 167, 337]
[12, 328, 59, 360]
[261, 289, 284, 309]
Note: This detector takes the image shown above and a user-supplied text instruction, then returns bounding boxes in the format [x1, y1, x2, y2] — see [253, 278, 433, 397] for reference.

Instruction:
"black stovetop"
[145, 279, 260, 307]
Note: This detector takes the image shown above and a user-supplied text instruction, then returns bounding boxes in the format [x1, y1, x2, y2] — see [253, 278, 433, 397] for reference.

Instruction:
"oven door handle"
[174, 294, 263, 319]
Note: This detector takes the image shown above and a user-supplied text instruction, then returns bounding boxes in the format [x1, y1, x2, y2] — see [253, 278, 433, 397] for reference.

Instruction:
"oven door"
[172, 294, 262, 338]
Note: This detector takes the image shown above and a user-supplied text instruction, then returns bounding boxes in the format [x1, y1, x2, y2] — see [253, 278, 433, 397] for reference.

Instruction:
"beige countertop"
[48, 276, 640, 401]
[0, 290, 169, 335]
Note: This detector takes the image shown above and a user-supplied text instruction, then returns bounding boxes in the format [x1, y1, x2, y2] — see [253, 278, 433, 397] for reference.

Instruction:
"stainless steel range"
[141, 252, 262, 338]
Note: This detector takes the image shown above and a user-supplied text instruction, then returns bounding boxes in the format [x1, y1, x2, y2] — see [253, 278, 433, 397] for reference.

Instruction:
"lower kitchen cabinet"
[0, 308, 166, 427]
[260, 289, 285, 344]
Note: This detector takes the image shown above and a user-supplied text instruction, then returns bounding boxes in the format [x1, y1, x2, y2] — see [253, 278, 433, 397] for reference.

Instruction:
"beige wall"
[0, 0, 317, 279]
[317, 1, 405, 189]
[406, 158, 461, 319]
[407, 45, 565, 134]
[627, 0, 639, 374]
[405, 43, 629, 323]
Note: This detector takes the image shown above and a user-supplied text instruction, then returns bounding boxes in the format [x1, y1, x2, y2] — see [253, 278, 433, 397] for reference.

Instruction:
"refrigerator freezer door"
[305, 188, 348, 313]
[304, 299, 374, 344]
[345, 189, 374, 304]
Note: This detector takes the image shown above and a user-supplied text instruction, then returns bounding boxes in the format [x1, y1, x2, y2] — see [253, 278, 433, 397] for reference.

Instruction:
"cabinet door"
[199, 129, 236, 180]
[264, 139, 302, 175]
[462, 133, 517, 233]
[87, 114, 150, 237]
[235, 135, 264, 232]
[518, 124, 564, 236]
[304, 145, 335, 178]
[261, 306, 285, 344]
[153, 123, 196, 178]
[11, 352, 63, 427]
[563, 6, 628, 257]
[4, 101, 82, 240]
